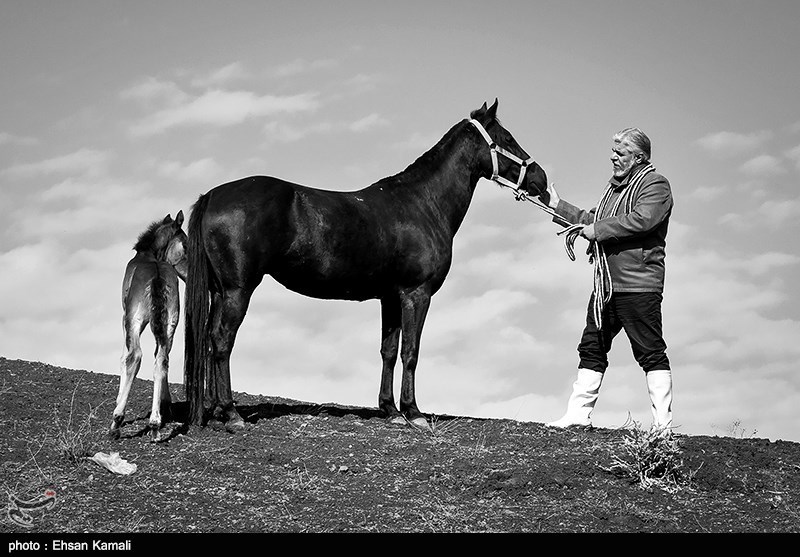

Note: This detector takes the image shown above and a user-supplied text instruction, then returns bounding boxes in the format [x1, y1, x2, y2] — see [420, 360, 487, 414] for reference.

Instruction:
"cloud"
[2, 149, 110, 179]
[190, 62, 251, 87]
[340, 73, 383, 94]
[128, 90, 321, 136]
[758, 197, 800, 225]
[0, 132, 38, 146]
[0, 239, 132, 374]
[262, 120, 335, 143]
[683, 185, 725, 202]
[261, 113, 389, 143]
[664, 233, 800, 373]
[269, 58, 338, 78]
[120, 77, 188, 106]
[785, 144, 800, 170]
[696, 130, 772, 157]
[154, 157, 224, 183]
[348, 113, 390, 133]
[739, 154, 785, 176]
[392, 131, 443, 153]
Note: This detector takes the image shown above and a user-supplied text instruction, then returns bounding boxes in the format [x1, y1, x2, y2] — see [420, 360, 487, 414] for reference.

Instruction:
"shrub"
[603, 418, 693, 493]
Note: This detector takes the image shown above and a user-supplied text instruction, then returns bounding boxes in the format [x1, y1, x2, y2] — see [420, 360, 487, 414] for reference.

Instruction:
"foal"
[110, 212, 187, 441]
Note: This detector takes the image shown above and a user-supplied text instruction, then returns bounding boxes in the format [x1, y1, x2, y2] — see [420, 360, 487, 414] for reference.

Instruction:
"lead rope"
[513, 164, 654, 329]
[560, 164, 654, 328]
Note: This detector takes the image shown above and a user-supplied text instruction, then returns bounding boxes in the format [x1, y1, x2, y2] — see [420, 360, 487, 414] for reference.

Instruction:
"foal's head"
[134, 211, 188, 278]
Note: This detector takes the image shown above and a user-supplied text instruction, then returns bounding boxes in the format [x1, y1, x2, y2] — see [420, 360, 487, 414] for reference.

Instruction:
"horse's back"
[199, 176, 416, 299]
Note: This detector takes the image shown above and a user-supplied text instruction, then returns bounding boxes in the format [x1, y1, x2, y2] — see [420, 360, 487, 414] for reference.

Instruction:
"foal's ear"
[175, 210, 184, 227]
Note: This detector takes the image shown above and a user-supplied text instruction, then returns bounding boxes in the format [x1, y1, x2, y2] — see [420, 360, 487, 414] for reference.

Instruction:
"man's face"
[610, 140, 641, 179]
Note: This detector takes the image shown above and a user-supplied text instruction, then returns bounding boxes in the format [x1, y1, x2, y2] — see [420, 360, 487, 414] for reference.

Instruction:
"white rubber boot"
[646, 369, 673, 430]
[547, 368, 604, 428]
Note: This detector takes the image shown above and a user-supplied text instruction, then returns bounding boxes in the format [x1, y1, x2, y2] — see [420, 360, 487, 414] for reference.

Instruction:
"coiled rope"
[506, 163, 655, 329]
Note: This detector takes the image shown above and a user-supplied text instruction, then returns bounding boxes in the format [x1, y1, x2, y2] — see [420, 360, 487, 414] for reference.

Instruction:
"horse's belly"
[271, 264, 383, 302]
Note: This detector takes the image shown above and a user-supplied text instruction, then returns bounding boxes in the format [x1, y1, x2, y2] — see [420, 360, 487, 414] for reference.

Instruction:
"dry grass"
[52, 380, 104, 463]
[601, 418, 695, 493]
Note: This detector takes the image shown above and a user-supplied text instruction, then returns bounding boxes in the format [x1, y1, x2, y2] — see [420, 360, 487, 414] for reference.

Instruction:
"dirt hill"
[1, 357, 798, 534]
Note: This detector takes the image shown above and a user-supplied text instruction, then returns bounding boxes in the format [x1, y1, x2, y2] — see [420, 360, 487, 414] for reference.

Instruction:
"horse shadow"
[162, 399, 384, 423]
[183, 399, 465, 429]
[119, 398, 467, 443]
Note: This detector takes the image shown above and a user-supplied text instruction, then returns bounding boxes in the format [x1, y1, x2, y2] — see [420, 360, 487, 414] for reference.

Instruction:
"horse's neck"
[389, 123, 481, 233]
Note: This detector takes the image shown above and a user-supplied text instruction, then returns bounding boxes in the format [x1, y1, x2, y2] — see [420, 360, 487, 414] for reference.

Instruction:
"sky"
[1, 1, 799, 443]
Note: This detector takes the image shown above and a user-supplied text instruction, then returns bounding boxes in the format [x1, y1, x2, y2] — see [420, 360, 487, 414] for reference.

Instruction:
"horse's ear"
[175, 210, 184, 227]
[163, 214, 172, 223]
[470, 101, 489, 120]
[487, 98, 499, 119]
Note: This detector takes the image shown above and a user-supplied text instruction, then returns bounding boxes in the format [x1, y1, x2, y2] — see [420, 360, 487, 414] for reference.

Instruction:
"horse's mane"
[133, 219, 168, 253]
[374, 118, 480, 187]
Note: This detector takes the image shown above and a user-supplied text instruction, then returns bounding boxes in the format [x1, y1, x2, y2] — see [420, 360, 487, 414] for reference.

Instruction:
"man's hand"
[580, 223, 596, 241]
[544, 182, 560, 209]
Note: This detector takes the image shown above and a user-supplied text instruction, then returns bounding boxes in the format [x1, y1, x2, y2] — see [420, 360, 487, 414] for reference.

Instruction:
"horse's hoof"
[409, 417, 431, 431]
[207, 419, 226, 431]
[388, 416, 407, 427]
[107, 428, 121, 441]
[148, 423, 166, 443]
[225, 418, 246, 433]
[149, 429, 170, 443]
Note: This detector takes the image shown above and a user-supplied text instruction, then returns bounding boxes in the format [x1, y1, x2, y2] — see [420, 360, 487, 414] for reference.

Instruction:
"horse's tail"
[184, 193, 212, 426]
[150, 269, 169, 353]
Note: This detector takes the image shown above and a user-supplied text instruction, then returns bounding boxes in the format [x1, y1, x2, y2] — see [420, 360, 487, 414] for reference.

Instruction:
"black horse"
[184, 99, 547, 430]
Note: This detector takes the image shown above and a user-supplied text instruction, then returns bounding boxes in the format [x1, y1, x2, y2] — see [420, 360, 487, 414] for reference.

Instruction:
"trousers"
[577, 292, 670, 373]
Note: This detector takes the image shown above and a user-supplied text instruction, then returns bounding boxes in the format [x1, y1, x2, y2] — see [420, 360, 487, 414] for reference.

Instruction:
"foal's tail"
[150, 270, 169, 352]
[184, 193, 212, 426]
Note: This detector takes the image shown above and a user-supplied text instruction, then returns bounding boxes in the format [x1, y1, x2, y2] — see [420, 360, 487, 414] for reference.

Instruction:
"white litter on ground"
[88, 452, 137, 475]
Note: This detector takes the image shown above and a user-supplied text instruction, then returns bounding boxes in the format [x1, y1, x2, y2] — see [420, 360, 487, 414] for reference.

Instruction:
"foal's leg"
[379, 297, 404, 424]
[399, 286, 432, 430]
[148, 308, 178, 441]
[208, 287, 252, 431]
[149, 339, 170, 440]
[110, 316, 145, 439]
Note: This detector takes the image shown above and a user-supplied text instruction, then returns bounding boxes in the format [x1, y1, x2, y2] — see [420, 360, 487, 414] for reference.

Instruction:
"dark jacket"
[553, 167, 673, 293]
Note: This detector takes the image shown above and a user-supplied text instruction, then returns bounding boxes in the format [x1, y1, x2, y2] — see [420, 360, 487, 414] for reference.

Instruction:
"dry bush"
[602, 418, 695, 493]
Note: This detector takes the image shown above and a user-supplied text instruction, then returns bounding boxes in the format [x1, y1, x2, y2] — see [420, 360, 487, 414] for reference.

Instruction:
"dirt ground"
[1, 357, 798, 535]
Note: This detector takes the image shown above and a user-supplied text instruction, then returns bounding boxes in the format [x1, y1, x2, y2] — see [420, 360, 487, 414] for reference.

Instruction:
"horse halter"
[469, 118, 536, 192]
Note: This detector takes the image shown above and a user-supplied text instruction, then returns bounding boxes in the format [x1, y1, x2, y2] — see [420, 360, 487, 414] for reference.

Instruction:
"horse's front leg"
[379, 296, 403, 424]
[399, 286, 432, 430]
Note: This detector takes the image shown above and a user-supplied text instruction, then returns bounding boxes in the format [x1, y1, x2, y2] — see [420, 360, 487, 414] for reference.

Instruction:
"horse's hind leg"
[149, 300, 180, 442]
[208, 288, 252, 432]
[379, 296, 404, 424]
[148, 340, 173, 442]
[110, 318, 145, 439]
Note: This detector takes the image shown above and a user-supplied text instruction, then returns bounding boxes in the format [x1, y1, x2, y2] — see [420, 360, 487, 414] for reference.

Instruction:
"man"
[544, 127, 674, 431]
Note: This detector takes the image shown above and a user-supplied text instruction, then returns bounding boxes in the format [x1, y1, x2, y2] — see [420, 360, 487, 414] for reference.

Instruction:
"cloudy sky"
[2, 1, 799, 443]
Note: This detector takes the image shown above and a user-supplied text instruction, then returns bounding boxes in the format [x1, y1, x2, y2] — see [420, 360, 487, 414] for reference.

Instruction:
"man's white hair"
[614, 127, 651, 160]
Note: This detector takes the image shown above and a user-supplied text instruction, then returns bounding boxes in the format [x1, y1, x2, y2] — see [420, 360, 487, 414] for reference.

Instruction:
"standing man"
[544, 128, 674, 431]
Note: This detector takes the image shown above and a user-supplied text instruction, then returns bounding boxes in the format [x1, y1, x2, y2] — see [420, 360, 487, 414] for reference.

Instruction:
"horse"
[110, 211, 188, 442]
[183, 99, 548, 431]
